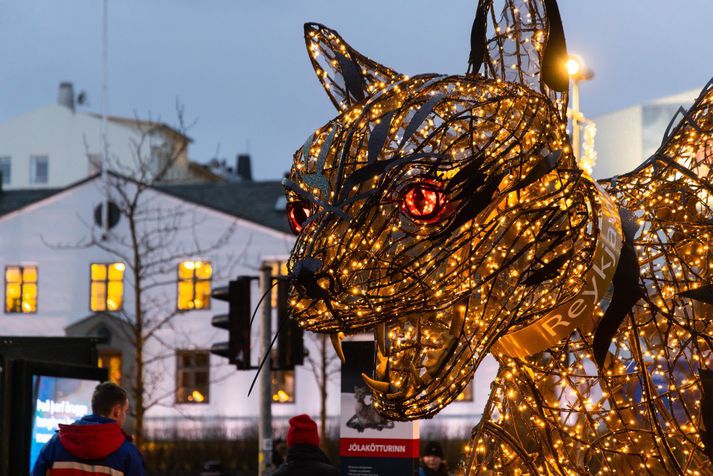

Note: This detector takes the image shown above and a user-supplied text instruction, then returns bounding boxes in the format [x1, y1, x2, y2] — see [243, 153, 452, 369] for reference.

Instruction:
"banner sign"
[492, 181, 624, 358]
[340, 339, 419, 476]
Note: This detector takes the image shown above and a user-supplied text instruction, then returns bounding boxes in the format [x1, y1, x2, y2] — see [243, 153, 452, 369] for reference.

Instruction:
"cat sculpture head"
[284, 0, 612, 420]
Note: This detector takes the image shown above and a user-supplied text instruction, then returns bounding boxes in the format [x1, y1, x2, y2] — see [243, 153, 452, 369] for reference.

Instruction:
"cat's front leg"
[456, 371, 550, 475]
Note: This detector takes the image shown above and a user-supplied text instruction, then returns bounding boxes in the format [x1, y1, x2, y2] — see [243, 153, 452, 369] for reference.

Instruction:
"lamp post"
[565, 55, 594, 161]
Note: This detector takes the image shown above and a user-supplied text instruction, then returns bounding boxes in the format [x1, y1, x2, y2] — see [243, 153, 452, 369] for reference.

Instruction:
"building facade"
[0, 82, 218, 190]
[592, 89, 699, 180]
[0, 175, 491, 438]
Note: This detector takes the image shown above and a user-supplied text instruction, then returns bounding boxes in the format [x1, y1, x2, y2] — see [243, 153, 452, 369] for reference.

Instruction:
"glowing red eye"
[287, 201, 313, 234]
[401, 182, 447, 222]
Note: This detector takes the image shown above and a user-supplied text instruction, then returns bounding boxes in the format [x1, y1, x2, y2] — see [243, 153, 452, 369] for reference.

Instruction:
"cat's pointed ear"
[469, 0, 570, 118]
[304, 23, 402, 112]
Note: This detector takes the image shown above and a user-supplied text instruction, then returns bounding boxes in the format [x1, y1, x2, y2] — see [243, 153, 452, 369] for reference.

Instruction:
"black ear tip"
[541, 0, 570, 93]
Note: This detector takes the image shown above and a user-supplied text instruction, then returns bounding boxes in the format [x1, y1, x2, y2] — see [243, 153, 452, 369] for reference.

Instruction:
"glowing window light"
[5, 265, 38, 313]
[90, 262, 125, 312]
[176, 350, 209, 404]
[177, 261, 212, 311]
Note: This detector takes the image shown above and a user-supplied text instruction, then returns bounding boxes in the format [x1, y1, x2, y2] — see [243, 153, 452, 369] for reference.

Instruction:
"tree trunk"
[134, 320, 144, 450]
[130, 214, 145, 451]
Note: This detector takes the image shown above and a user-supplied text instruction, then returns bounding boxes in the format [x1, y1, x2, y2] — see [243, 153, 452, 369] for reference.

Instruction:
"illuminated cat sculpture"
[283, 0, 713, 473]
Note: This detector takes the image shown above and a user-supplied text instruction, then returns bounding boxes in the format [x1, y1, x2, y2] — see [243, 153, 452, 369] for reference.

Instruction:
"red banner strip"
[340, 437, 420, 458]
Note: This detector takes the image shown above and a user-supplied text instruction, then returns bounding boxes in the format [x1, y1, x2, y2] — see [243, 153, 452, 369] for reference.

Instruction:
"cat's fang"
[331, 332, 346, 363]
[361, 372, 390, 393]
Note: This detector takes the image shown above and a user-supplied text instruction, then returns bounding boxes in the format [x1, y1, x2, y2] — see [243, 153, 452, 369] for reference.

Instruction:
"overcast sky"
[2, 0, 712, 179]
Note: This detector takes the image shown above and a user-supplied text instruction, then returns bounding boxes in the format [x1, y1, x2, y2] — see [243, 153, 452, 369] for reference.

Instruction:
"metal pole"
[258, 266, 273, 476]
[101, 0, 110, 236]
[571, 79, 581, 161]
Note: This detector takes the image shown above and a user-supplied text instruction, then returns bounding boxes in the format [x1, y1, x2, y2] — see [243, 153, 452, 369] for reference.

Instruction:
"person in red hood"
[273, 414, 338, 476]
[32, 381, 144, 476]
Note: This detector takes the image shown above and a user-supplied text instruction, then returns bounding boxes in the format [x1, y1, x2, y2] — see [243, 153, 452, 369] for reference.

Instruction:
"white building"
[0, 82, 218, 190]
[0, 174, 490, 437]
[592, 88, 699, 180]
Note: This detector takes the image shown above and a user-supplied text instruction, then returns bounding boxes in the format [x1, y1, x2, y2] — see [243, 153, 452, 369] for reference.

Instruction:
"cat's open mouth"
[326, 300, 491, 420]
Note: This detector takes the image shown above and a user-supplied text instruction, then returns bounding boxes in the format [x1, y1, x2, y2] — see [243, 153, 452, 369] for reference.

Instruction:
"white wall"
[0, 176, 492, 436]
[591, 106, 642, 180]
[0, 177, 301, 425]
[0, 105, 195, 190]
[591, 89, 699, 181]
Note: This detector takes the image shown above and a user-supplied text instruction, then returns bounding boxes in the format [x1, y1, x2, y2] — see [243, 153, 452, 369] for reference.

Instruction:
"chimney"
[58, 82, 75, 111]
[236, 154, 252, 181]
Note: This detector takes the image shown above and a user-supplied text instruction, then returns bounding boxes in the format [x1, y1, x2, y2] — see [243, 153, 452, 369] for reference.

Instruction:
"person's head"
[286, 414, 319, 448]
[422, 441, 445, 471]
[92, 382, 129, 427]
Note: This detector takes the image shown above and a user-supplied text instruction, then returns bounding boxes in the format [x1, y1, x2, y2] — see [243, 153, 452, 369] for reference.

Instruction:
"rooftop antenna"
[100, 0, 110, 237]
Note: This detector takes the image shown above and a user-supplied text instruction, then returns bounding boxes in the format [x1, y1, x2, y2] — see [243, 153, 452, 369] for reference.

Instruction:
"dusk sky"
[2, 0, 712, 179]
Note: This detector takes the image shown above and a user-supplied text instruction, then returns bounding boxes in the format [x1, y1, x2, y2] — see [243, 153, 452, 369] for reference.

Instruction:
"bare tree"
[48, 107, 238, 449]
[304, 334, 340, 446]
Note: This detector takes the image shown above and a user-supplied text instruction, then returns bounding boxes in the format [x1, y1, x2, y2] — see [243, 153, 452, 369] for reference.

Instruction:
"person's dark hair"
[423, 441, 445, 458]
[91, 382, 128, 416]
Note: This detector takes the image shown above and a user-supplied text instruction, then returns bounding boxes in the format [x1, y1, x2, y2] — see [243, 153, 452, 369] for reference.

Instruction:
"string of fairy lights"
[461, 80, 713, 474]
[284, 0, 713, 473]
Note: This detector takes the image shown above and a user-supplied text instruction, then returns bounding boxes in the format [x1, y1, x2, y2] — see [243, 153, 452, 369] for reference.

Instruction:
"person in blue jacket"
[418, 441, 449, 476]
[32, 381, 144, 476]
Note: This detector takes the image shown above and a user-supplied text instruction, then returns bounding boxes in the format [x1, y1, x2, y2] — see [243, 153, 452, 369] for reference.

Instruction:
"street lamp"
[566, 54, 594, 162]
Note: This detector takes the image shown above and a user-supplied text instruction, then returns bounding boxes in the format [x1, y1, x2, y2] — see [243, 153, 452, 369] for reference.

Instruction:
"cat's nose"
[292, 258, 332, 300]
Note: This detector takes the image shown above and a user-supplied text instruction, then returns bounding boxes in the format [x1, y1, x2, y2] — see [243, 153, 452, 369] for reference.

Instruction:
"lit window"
[272, 370, 295, 404]
[455, 382, 474, 402]
[176, 350, 209, 404]
[5, 265, 38, 313]
[30, 155, 49, 184]
[177, 261, 212, 310]
[98, 349, 123, 385]
[91, 263, 125, 312]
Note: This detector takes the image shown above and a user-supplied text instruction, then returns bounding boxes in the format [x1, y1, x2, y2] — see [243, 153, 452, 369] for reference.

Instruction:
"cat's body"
[284, 1, 713, 474]
[460, 81, 713, 474]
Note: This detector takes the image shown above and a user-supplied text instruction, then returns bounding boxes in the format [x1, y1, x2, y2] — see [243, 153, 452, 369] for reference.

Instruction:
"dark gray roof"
[158, 181, 292, 234]
[0, 178, 292, 235]
[0, 187, 63, 217]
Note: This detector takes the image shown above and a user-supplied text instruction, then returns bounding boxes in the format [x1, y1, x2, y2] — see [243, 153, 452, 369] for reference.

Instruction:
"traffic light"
[275, 278, 304, 370]
[210, 277, 252, 369]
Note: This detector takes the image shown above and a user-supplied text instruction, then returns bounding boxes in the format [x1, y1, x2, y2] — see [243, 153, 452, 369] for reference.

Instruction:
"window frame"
[4, 264, 38, 314]
[176, 260, 212, 311]
[271, 369, 296, 404]
[98, 349, 123, 385]
[175, 349, 210, 404]
[89, 262, 126, 312]
[29, 155, 49, 185]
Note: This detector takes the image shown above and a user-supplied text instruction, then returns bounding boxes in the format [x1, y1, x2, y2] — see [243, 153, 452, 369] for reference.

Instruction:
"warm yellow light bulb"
[565, 57, 582, 77]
